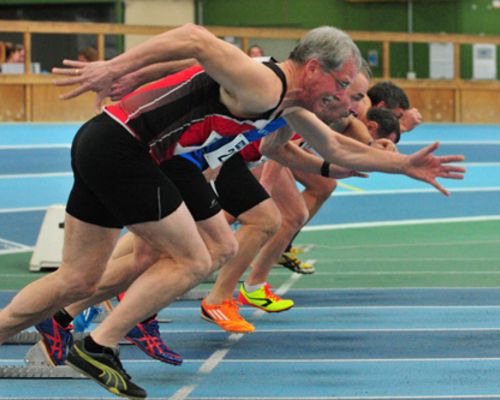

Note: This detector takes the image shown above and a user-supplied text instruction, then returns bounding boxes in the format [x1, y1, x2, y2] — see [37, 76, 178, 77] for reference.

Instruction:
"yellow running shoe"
[238, 283, 294, 312]
[277, 251, 315, 274]
[290, 246, 305, 254]
[200, 299, 255, 333]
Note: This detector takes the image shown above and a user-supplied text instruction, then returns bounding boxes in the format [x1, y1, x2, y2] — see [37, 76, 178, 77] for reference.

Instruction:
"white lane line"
[169, 273, 302, 400]
[153, 328, 500, 334]
[0, 248, 33, 256]
[0, 206, 49, 213]
[400, 140, 500, 145]
[269, 270, 500, 276]
[303, 215, 500, 231]
[0, 172, 72, 179]
[185, 394, 500, 399]
[305, 238, 500, 250]
[0, 144, 71, 149]
[333, 187, 500, 197]
[2, 396, 500, 400]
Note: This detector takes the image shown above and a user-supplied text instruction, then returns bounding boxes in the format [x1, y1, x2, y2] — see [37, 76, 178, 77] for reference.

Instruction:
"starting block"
[29, 204, 65, 272]
[0, 341, 85, 379]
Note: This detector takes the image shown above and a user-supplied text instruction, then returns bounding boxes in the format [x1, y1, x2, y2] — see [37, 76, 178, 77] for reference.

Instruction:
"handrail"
[0, 19, 499, 82]
[1, 20, 499, 44]
[0, 19, 498, 123]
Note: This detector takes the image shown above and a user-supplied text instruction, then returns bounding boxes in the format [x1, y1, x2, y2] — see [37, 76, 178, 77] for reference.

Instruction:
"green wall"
[201, 0, 499, 79]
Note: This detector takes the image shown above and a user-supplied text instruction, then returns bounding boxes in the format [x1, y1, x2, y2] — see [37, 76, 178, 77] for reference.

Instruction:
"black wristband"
[320, 161, 330, 177]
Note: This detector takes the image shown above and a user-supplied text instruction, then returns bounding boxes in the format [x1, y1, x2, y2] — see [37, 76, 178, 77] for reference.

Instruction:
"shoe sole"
[124, 336, 182, 366]
[200, 312, 255, 333]
[280, 265, 315, 274]
[239, 300, 294, 313]
[34, 339, 57, 367]
[66, 359, 146, 400]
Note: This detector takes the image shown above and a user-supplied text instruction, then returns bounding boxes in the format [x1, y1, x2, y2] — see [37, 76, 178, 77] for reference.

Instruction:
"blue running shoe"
[35, 317, 73, 366]
[125, 319, 182, 366]
[73, 305, 102, 333]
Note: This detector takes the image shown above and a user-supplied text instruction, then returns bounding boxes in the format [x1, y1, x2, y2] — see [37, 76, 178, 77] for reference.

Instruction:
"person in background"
[78, 46, 99, 63]
[5, 43, 25, 63]
[248, 44, 265, 57]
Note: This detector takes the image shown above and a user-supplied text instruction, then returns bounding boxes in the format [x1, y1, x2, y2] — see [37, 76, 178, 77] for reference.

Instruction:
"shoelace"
[263, 284, 282, 302]
[221, 299, 243, 317]
[144, 319, 160, 336]
[106, 348, 131, 380]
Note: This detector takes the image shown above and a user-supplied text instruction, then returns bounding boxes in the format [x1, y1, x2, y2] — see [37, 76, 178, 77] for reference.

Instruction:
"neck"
[277, 60, 307, 108]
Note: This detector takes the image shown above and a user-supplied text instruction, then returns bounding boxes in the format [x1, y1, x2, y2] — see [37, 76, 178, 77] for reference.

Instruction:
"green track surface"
[1, 220, 499, 291]
[284, 220, 500, 288]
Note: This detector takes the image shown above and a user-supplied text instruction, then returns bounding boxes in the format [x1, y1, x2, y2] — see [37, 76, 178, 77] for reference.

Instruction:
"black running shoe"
[66, 338, 147, 399]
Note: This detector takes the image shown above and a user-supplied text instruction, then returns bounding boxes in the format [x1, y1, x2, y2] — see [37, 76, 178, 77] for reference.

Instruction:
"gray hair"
[289, 26, 362, 73]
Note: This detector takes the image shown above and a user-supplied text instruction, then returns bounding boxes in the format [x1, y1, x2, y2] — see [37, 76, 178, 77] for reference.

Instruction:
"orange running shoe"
[200, 299, 255, 333]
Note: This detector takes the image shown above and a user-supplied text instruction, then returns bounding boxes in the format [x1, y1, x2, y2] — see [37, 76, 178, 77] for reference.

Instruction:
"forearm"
[284, 109, 408, 173]
[262, 142, 326, 175]
[338, 115, 373, 145]
[106, 24, 212, 80]
[130, 59, 198, 86]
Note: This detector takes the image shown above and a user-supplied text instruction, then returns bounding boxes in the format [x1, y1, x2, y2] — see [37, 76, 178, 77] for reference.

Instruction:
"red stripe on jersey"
[105, 65, 204, 124]
[239, 140, 262, 163]
[239, 133, 303, 163]
[177, 115, 256, 148]
[124, 65, 204, 99]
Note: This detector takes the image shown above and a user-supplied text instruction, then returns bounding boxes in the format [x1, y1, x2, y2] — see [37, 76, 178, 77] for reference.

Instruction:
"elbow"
[176, 24, 216, 56]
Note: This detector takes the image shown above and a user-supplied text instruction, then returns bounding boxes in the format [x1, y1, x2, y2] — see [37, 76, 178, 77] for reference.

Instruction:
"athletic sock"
[244, 282, 265, 293]
[54, 308, 73, 328]
[141, 313, 157, 325]
[84, 335, 108, 353]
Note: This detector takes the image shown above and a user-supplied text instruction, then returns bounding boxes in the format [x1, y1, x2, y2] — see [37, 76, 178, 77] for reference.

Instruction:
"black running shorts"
[66, 113, 183, 228]
[160, 156, 222, 221]
[215, 153, 270, 218]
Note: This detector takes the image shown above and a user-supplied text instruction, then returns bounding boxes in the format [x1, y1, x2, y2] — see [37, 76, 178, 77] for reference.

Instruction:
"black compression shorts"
[160, 156, 221, 221]
[66, 113, 183, 228]
[215, 153, 270, 218]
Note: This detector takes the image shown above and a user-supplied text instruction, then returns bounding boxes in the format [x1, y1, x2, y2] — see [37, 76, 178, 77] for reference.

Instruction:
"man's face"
[315, 71, 368, 125]
[346, 72, 369, 117]
[373, 101, 405, 119]
[303, 57, 358, 124]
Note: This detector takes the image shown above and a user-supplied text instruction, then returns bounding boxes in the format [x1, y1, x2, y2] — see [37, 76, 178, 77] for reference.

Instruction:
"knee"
[58, 269, 101, 300]
[269, 209, 282, 237]
[282, 204, 309, 232]
[133, 248, 160, 276]
[310, 180, 337, 201]
[186, 250, 214, 282]
[212, 235, 239, 269]
[257, 205, 282, 239]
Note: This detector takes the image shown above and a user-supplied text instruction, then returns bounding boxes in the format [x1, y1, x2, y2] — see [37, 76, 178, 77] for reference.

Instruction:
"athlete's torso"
[105, 61, 287, 164]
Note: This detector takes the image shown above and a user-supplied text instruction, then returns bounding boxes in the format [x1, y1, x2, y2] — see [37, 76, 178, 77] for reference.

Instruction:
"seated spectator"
[247, 44, 264, 58]
[5, 43, 25, 63]
[1, 43, 26, 73]
[78, 46, 98, 62]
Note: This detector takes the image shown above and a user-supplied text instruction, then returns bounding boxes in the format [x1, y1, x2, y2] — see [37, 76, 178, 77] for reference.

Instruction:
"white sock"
[244, 281, 265, 293]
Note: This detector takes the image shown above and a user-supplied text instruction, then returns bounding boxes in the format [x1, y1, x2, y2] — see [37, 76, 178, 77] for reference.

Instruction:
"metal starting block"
[0, 341, 85, 379]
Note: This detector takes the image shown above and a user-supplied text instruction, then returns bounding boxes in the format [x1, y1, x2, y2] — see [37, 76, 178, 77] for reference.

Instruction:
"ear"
[374, 100, 385, 108]
[388, 132, 398, 143]
[366, 120, 378, 137]
[304, 58, 322, 78]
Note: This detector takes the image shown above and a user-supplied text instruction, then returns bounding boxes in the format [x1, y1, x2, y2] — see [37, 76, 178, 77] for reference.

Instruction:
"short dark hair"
[366, 107, 401, 143]
[367, 81, 409, 110]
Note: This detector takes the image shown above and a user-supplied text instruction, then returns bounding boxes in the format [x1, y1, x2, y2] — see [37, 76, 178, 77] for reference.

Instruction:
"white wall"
[124, 0, 195, 50]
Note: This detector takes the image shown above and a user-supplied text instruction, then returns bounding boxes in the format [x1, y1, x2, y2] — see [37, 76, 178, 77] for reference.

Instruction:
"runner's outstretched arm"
[283, 108, 465, 195]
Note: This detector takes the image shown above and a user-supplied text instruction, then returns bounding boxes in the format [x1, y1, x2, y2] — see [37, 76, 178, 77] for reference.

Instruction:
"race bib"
[203, 134, 250, 169]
